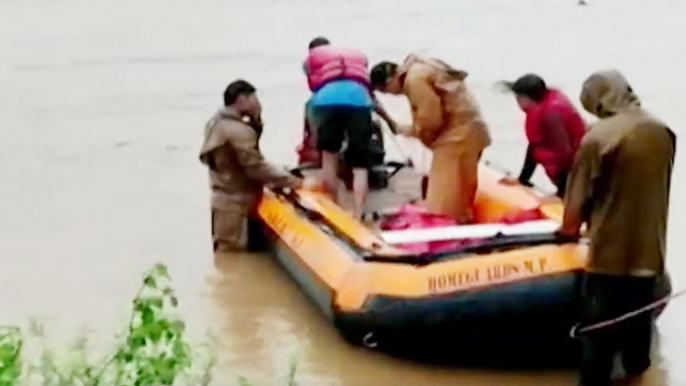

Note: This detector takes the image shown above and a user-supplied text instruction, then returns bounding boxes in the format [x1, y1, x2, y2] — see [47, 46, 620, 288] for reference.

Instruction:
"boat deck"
[303, 166, 425, 221]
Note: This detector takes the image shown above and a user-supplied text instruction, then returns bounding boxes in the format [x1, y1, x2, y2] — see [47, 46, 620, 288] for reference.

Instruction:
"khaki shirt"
[199, 107, 301, 211]
[398, 54, 492, 152]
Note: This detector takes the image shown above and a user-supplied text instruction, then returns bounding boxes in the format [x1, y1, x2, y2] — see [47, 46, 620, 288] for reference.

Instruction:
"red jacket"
[524, 89, 587, 180]
[303, 45, 370, 92]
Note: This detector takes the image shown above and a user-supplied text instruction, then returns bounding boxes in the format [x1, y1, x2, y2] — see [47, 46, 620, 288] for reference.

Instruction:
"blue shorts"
[309, 79, 373, 108]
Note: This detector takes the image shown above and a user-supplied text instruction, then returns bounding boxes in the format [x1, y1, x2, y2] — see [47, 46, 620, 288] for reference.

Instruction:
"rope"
[569, 287, 686, 339]
[378, 120, 415, 168]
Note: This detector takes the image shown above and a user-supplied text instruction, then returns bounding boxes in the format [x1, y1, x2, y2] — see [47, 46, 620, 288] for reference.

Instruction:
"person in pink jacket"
[302, 37, 374, 218]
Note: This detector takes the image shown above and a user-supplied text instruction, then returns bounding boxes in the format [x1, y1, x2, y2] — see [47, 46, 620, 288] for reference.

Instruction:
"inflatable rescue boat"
[256, 118, 670, 362]
[255, 164, 671, 363]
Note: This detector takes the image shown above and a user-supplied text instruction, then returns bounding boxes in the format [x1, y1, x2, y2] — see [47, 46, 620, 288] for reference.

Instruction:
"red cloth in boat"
[380, 204, 546, 254]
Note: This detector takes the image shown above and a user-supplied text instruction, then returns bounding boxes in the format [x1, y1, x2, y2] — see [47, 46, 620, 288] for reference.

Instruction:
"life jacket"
[304, 45, 371, 92]
[524, 89, 586, 180]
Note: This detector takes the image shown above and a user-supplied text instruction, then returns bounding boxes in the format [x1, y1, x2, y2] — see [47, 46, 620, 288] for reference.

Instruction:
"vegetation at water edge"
[0, 263, 299, 386]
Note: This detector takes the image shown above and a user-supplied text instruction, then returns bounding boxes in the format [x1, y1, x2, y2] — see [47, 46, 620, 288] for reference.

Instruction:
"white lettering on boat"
[427, 257, 549, 294]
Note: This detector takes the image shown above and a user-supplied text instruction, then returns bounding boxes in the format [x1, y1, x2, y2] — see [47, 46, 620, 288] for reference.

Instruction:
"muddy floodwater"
[1, 0, 686, 384]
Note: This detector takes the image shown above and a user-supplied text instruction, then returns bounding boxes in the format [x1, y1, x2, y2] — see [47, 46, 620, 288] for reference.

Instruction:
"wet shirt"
[199, 107, 301, 210]
[563, 70, 676, 277]
[397, 54, 492, 151]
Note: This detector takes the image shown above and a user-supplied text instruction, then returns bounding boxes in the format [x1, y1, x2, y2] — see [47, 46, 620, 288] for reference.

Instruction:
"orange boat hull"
[255, 164, 671, 363]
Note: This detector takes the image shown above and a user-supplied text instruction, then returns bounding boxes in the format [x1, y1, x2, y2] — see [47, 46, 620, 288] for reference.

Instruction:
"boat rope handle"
[570, 287, 686, 339]
[380, 119, 413, 166]
[362, 332, 378, 348]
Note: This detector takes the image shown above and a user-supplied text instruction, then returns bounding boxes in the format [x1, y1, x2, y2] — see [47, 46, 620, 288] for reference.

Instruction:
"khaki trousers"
[424, 145, 481, 223]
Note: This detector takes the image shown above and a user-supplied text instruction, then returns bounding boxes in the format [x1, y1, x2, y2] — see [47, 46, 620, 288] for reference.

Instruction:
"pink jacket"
[304, 45, 370, 91]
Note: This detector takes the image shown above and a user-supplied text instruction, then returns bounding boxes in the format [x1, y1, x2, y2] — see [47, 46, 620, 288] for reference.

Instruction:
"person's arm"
[560, 135, 600, 237]
[371, 94, 398, 134]
[517, 146, 536, 186]
[228, 128, 302, 189]
[405, 73, 444, 146]
[302, 59, 310, 76]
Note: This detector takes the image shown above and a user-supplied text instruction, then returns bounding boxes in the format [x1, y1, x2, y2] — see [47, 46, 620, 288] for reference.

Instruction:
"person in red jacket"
[500, 74, 587, 198]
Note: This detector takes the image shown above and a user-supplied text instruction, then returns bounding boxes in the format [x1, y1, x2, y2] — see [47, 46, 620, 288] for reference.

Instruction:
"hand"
[556, 225, 580, 240]
[301, 176, 324, 191]
[499, 176, 520, 186]
[387, 121, 399, 135]
[539, 193, 561, 205]
[396, 124, 414, 137]
[243, 114, 263, 131]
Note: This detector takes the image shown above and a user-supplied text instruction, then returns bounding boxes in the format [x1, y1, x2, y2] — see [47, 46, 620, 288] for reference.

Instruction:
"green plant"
[0, 327, 22, 386]
[0, 263, 301, 386]
[0, 264, 216, 386]
[108, 264, 196, 385]
[286, 348, 300, 386]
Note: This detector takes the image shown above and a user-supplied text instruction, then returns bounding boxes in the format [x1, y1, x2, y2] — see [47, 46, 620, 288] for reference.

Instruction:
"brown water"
[2, 0, 686, 384]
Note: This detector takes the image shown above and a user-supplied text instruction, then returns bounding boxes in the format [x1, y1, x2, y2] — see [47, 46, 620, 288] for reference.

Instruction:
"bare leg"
[320, 150, 339, 201]
[352, 167, 369, 219]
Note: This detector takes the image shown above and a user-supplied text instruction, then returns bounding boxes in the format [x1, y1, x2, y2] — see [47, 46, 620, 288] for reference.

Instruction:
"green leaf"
[170, 297, 179, 308]
[141, 308, 155, 325]
[148, 325, 163, 343]
[149, 298, 163, 310]
[143, 276, 156, 288]
[164, 357, 178, 370]
[159, 371, 175, 385]
[157, 320, 170, 331]
[172, 341, 189, 359]
[128, 333, 146, 350]
[133, 299, 146, 313]
[170, 321, 185, 334]
[154, 264, 169, 279]
[237, 376, 253, 386]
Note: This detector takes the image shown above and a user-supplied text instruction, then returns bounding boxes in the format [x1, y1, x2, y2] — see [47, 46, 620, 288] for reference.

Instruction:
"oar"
[379, 219, 561, 245]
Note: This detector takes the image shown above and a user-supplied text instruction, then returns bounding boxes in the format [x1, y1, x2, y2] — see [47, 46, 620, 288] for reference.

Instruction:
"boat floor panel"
[301, 167, 424, 225]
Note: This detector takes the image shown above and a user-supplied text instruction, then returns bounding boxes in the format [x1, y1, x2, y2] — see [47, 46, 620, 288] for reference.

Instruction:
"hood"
[580, 70, 641, 118]
[397, 53, 468, 83]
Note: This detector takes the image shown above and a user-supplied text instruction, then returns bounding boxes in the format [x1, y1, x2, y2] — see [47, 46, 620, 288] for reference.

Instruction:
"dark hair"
[308, 36, 330, 49]
[370, 61, 398, 90]
[223, 79, 256, 106]
[506, 73, 548, 102]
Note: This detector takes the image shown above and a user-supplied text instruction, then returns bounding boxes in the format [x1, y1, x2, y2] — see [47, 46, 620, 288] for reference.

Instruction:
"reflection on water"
[1, 0, 686, 384]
